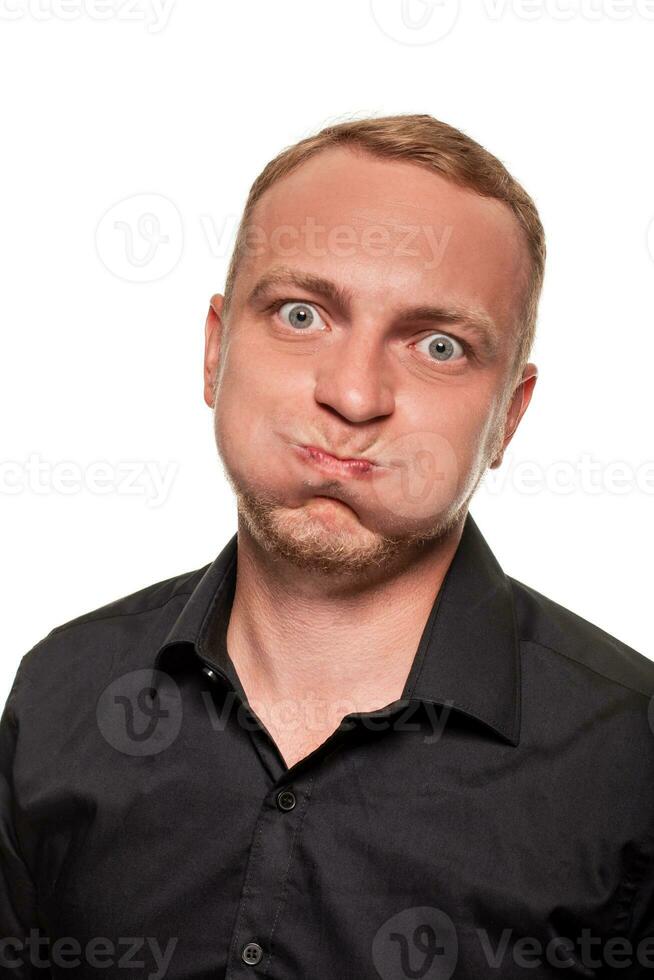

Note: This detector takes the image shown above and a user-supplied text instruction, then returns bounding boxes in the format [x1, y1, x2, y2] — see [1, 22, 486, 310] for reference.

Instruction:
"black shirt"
[2, 511, 654, 979]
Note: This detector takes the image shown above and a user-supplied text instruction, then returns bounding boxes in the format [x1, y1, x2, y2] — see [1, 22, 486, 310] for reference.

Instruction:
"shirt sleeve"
[0, 662, 49, 977]
[621, 819, 654, 978]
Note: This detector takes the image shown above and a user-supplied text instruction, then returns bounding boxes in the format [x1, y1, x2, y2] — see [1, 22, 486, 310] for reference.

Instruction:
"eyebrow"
[247, 266, 502, 357]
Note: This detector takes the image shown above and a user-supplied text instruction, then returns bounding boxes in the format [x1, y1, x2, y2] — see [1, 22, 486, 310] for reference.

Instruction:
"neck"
[224, 512, 466, 716]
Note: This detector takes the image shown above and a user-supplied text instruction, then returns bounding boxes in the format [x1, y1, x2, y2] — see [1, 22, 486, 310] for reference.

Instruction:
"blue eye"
[278, 301, 326, 331]
[415, 333, 465, 363]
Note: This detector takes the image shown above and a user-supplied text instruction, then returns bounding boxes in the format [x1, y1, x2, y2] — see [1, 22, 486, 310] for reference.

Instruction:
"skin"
[202, 146, 538, 767]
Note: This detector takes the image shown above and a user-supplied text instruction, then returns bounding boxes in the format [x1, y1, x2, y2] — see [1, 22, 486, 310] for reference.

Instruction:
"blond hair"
[223, 113, 545, 385]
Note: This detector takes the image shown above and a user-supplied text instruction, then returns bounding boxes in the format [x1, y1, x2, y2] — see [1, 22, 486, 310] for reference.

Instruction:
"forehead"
[240, 146, 530, 338]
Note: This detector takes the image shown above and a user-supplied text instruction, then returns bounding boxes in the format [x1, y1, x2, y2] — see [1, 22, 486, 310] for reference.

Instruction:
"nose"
[313, 330, 395, 424]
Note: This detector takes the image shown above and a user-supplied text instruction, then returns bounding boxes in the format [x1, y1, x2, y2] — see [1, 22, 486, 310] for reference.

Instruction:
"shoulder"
[12, 561, 210, 691]
[508, 575, 654, 700]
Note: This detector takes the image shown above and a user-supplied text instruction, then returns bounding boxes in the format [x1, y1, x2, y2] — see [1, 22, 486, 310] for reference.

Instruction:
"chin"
[236, 487, 380, 571]
[235, 480, 461, 577]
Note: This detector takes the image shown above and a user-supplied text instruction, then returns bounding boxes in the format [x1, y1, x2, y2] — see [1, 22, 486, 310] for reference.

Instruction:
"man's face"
[204, 147, 537, 574]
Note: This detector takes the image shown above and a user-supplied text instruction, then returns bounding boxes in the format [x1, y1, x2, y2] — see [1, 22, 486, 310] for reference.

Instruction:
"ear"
[203, 293, 225, 408]
[489, 362, 539, 469]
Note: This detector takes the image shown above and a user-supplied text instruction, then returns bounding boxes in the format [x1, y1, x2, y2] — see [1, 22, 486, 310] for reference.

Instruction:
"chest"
[256, 713, 345, 769]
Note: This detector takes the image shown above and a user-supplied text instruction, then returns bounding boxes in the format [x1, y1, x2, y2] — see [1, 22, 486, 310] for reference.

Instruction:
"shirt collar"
[154, 511, 521, 746]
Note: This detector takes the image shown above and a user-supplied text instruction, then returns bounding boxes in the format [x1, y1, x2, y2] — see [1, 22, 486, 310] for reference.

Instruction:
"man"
[2, 113, 653, 979]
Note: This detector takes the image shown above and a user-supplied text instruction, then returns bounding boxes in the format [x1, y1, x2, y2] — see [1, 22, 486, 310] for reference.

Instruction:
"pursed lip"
[292, 443, 384, 475]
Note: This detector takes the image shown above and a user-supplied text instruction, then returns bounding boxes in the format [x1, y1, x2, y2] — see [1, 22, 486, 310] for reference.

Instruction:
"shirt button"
[241, 942, 263, 966]
[276, 789, 297, 811]
[201, 665, 218, 682]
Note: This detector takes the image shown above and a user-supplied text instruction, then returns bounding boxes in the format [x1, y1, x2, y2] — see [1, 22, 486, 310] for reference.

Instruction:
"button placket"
[225, 776, 315, 977]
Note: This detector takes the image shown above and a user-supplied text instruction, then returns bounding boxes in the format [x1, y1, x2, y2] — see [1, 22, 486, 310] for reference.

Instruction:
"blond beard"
[227, 473, 469, 579]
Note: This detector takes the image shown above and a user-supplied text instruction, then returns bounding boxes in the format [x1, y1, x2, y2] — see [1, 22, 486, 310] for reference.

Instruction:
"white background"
[1, 0, 653, 709]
